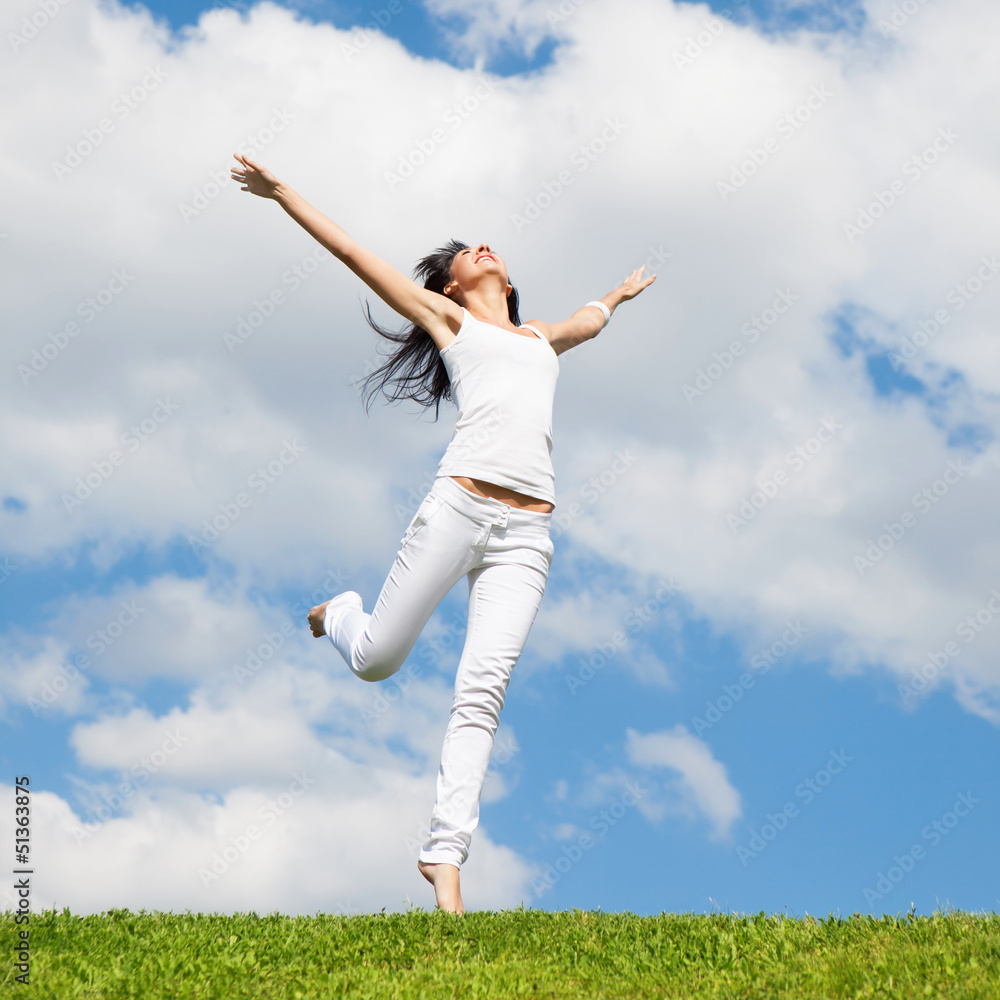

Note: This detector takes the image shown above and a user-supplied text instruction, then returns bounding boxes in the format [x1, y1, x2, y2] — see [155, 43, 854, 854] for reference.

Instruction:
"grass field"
[3, 908, 999, 998]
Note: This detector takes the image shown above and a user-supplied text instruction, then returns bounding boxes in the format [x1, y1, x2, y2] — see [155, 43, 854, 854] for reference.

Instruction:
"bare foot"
[417, 861, 464, 914]
[308, 601, 330, 637]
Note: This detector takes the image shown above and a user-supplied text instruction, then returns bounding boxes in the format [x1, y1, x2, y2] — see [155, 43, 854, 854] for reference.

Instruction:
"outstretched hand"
[616, 265, 657, 301]
[231, 153, 281, 198]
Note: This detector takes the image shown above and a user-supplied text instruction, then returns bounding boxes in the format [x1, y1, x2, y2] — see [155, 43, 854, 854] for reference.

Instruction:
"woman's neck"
[460, 287, 514, 329]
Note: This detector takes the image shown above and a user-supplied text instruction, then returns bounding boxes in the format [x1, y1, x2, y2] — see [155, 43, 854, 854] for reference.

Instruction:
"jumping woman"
[231, 152, 656, 914]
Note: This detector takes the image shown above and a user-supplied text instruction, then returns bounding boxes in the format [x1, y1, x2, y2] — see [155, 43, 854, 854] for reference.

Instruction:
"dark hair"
[357, 239, 521, 421]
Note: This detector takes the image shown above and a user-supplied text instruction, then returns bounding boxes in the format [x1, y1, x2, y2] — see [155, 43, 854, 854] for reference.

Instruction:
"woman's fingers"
[616, 266, 657, 300]
[241, 155, 273, 183]
[230, 151, 277, 197]
[232, 152, 264, 177]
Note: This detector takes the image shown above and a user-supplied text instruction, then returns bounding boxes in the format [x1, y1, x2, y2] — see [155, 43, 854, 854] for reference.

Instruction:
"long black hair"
[357, 239, 521, 421]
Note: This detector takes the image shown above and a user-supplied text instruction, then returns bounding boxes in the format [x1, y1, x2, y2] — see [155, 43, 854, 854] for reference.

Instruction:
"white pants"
[327, 475, 554, 867]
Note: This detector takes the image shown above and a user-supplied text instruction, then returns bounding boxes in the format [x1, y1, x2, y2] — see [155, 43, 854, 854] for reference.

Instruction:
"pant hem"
[418, 852, 466, 868]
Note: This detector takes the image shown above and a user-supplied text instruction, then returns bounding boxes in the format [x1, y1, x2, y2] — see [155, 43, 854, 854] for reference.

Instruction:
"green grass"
[3, 908, 999, 998]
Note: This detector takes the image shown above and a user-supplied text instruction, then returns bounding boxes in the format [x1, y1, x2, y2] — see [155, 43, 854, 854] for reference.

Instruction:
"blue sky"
[126, 0, 869, 74]
[2, 0, 999, 918]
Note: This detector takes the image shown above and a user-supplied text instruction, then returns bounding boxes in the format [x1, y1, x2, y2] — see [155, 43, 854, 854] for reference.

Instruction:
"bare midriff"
[449, 476, 554, 513]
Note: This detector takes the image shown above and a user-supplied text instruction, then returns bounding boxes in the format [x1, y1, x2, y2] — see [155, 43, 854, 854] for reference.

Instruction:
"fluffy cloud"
[2, 776, 535, 915]
[625, 724, 742, 840]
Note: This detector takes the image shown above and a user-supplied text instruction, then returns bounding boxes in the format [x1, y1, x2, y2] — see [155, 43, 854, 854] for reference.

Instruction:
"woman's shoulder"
[520, 318, 552, 341]
[438, 307, 475, 354]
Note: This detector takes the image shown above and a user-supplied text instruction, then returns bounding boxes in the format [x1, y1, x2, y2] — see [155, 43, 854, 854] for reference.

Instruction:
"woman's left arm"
[529, 266, 657, 357]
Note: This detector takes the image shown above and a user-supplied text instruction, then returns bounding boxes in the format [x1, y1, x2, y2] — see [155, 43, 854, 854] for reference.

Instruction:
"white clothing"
[325, 474, 553, 867]
[434, 307, 560, 505]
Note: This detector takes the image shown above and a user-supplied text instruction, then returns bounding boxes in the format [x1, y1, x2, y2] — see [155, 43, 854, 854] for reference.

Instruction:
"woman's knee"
[353, 656, 403, 683]
[352, 641, 408, 682]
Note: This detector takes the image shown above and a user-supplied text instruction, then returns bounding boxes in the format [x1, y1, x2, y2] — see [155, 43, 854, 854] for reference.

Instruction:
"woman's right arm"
[231, 154, 461, 345]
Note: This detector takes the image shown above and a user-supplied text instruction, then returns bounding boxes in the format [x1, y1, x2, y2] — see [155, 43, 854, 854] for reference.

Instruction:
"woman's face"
[446, 243, 512, 301]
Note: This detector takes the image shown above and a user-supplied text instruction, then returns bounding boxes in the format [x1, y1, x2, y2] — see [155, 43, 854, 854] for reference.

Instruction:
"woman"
[231, 152, 655, 913]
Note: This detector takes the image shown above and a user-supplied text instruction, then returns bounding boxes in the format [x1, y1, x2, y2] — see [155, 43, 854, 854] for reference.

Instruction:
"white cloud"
[6, 638, 536, 914]
[0, 637, 86, 717]
[528, 587, 646, 662]
[527, 571, 681, 686]
[420, 0, 570, 63]
[1, 777, 534, 915]
[625, 724, 742, 840]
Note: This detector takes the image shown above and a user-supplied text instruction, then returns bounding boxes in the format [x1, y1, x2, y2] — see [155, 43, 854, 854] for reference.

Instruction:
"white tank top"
[435, 307, 560, 505]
